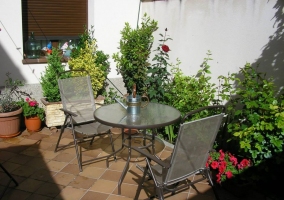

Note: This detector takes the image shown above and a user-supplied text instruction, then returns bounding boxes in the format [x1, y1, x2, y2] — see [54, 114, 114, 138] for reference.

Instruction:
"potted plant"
[40, 48, 70, 127]
[17, 98, 45, 132]
[0, 73, 31, 138]
[112, 13, 158, 95]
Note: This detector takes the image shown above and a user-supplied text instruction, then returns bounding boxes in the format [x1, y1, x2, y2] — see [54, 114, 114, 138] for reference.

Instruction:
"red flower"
[229, 155, 238, 166]
[210, 161, 219, 169]
[218, 161, 227, 173]
[219, 149, 225, 161]
[162, 45, 170, 52]
[225, 171, 233, 179]
[238, 159, 250, 169]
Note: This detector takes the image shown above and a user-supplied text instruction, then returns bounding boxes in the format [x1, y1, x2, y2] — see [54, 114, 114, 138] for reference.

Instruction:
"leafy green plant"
[0, 73, 31, 113]
[165, 51, 217, 117]
[68, 40, 105, 98]
[218, 63, 284, 178]
[40, 48, 70, 102]
[70, 26, 111, 97]
[113, 13, 158, 95]
[145, 28, 171, 103]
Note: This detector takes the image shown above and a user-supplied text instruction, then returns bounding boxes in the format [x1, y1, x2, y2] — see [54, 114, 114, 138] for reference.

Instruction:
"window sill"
[22, 56, 69, 64]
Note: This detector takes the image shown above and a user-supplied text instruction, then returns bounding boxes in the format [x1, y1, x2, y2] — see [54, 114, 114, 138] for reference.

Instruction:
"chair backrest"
[58, 73, 96, 123]
[165, 106, 225, 184]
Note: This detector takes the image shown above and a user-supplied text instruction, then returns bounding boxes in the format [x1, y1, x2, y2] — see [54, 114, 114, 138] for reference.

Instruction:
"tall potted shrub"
[40, 48, 70, 127]
[113, 13, 158, 95]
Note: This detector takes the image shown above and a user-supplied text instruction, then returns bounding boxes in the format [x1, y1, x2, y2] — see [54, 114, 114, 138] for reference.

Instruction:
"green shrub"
[40, 48, 69, 102]
[113, 13, 158, 95]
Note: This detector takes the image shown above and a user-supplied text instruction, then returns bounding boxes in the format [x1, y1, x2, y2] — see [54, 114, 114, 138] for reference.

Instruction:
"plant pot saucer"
[123, 128, 139, 135]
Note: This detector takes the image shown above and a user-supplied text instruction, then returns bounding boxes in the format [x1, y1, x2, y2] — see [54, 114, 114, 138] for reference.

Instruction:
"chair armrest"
[59, 108, 78, 117]
[132, 146, 170, 168]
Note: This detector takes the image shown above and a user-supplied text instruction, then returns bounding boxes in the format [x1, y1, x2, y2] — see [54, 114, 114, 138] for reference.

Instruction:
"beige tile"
[52, 152, 76, 163]
[100, 170, 122, 182]
[68, 175, 96, 189]
[107, 195, 133, 200]
[112, 183, 139, 199]
[60, 163, 81, 175]
[46, 160, 68, 172]
[40, 150, 60, 160]
[54, 186, 86, 200]
[81, 191, 109, 200]
[50, 172, 76, 186]
[79, 166, 106, 179]
[89, 179, 117, 193]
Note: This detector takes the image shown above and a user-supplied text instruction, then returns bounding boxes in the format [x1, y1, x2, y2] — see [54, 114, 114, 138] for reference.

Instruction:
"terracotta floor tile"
[30, 168, 56, 182]
[25, 157, 49, 169]
[26, 193, 54, 200]
[46, 160, 68, 172]
[112, 183, 139, 199]
[8, 154, 32, 165]
[52, 152, 76, 163]
[16, 178, 45, 192]
[89, 179, 117, 193]
[35, 182, 64, 198]
[79, 166, 106, 179]
[0, 150, 17, 161]
[12, 165, 37, 177]
[1, 189, 32, 200]
[68, 175, 96, 189]
[40, 150, 60, 160]
[60, 163, 81, 175]
[100, 170, 122, 182]
[20, 147, 41, 157]
[50, 172, 76, 186]
[80, 191, 109, 200]
[107, 195, 133, 200]
[54, 186, 86, 200]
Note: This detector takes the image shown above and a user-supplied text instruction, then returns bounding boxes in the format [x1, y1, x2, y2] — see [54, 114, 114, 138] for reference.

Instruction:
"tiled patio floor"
[0, 127, 267, 200]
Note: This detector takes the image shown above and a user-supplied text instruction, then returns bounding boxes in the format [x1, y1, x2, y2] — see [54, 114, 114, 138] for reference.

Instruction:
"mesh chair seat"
[133, 105, 226, 200]
[54, 70, 116, 172]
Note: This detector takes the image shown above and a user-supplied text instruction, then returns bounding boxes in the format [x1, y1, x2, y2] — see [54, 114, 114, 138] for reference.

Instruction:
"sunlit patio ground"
[0, 126, 268, 200]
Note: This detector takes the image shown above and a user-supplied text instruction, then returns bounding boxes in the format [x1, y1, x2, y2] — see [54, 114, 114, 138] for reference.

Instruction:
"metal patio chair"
[133, 105, 226, 200]
[54, 70, 116, 172]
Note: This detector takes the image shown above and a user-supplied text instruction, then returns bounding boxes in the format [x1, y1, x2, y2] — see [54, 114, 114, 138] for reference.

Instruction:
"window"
[22, 0, 87, 63]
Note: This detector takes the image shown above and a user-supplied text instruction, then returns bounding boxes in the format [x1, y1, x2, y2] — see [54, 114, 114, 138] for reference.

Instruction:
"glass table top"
[94, 102, 181, 129]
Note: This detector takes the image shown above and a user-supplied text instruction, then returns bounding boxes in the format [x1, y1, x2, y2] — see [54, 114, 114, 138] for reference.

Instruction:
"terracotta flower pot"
[0, 107, 23, 138]
[24, 116, 42, 133]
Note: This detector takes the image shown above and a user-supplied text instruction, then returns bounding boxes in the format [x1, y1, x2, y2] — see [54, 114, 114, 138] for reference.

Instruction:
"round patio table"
[94, 102, 181, 194]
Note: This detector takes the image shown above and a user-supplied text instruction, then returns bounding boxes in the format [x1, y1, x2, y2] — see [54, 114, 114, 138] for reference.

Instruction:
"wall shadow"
[253, 0, 284, 93]
[0, 140, 62, 199]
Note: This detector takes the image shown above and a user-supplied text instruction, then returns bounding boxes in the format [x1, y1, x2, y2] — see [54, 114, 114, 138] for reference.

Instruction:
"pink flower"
[26, 98, 30, 102]
[162, 45, 170, 52]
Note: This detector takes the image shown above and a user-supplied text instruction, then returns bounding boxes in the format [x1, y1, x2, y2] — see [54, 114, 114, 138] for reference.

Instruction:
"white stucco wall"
[0, 0, 283, 91]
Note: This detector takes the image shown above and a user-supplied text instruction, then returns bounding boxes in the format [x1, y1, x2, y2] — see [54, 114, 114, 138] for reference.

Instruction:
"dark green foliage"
[145, 29, 171, 103]
[113, 13, 158, 95]
[0, 73, 31, 113]
[40, 48, 70, 102]
[218, 63, 284, 180]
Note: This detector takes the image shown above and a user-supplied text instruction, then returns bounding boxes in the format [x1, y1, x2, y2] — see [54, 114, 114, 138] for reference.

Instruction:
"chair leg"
[72, 130, 83, 172]
[108, 130, 116, 159]
[54, 125, 65, 152]
[0, 164, 18, 199]
[134, 165, 148, 200]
